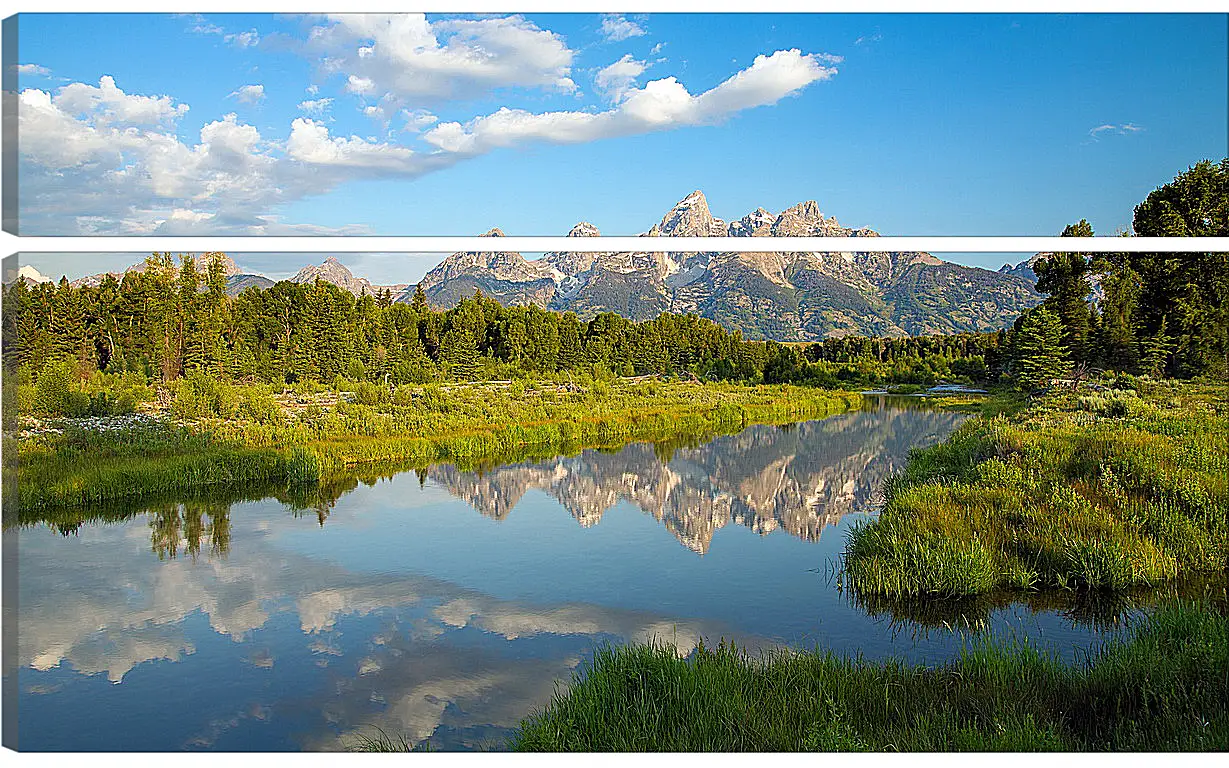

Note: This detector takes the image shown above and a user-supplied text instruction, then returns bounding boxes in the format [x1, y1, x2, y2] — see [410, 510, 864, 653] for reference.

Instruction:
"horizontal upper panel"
[7, 12, 1228, 236]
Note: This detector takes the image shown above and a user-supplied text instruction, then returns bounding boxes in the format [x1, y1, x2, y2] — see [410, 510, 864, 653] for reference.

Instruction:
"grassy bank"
[843, 378, 1228, 598]
[509, 601, 1228, 752]
[11, 380, 859, 512]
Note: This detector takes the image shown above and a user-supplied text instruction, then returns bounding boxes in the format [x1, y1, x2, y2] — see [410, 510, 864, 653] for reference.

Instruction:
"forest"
[3, 247, 1225, 421]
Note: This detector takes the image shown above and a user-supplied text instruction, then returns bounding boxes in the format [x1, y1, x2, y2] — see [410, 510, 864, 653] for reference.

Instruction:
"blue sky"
[15, 12, 1228, 241]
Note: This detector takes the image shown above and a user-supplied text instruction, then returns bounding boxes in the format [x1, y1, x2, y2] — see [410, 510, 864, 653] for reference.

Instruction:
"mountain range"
[413, 192, 1043, 339]
[16, 192, 1044, 340]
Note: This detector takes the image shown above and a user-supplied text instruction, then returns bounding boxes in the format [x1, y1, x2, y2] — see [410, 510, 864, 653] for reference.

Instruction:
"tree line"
[2, 252, 1002, 396]
[1008, 159, 1229, 389]
[4, 159, 1226, 401]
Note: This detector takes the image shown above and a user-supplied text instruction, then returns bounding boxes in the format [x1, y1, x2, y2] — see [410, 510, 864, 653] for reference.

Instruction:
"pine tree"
[1142, 316, 1173, 378]
[556, 313, 584, 371]
[410, 284, 429, 315]
[1092, 253, 1141, 372]
[1013, 307, 1070, 391]
[1034, 230, 1093, 363]
[441, 326, 480, 380]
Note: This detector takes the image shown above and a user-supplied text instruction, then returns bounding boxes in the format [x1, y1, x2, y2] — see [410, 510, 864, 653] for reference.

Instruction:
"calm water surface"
[9, 398, 1129, 751]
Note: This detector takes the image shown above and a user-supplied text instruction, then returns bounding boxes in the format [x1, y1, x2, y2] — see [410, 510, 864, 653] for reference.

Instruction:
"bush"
[33, 359, 90, 417]
[16, 384, 35, 415]
[173, 371, 237, 420]
[353, 381, 389, 406]
[238, 390, 283, 424]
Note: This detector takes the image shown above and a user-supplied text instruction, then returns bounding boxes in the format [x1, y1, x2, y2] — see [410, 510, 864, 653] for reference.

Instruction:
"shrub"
[238, 390, 283, 424]
[354, 381, 388, 406]
[33, 359, 90, 417]
[173, 371, 237, 420]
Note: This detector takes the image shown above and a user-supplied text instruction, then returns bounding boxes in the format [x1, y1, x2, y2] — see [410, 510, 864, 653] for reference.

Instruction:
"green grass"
[11, 381, 860, 512]
[843, 379, 1228, 598]
[507, 600, 1228, 752]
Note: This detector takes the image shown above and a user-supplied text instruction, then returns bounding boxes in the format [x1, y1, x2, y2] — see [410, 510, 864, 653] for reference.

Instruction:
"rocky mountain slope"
[414, 192, 1042, 339]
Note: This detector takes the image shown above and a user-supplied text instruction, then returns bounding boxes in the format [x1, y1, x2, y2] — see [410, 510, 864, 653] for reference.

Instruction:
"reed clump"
[508, 600, 1228, 752]
[843, 379, 1228, 598]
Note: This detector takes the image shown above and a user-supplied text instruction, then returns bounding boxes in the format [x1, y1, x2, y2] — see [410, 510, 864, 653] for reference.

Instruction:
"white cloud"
[402, 109, 439, 131]
[16, 63, 51, 77]
[595, 54, 649, 102]
[345, 75, 375, 95]
[17, 83, 367, 234]
[54, 75, 188, 127]
[600, 14, 646, 42]
[855, 31, 883, 45]
[424, 49, 836, 155]
[18, 51, 835, 234]
[297, 97, 333, 115]
[1088, 123, 1144, 140]
[228, 84, 265, 104]
[286, 118, 422, 173]
[224, 30, 260, 48]
[187, 13, 224, 36]
[303, 14, 575, 102]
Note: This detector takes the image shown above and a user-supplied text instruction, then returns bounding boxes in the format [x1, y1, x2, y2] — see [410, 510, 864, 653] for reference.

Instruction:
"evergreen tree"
[1091, 253, 1141, 372]
[441, 326, 481, 380]
[1142, 316, 1174, 378]
[410, 284, 429, 315]
[1034, 225, 1093, 363]
[1131, 160, 1229, 378]
[1013, 307, 1070, 391]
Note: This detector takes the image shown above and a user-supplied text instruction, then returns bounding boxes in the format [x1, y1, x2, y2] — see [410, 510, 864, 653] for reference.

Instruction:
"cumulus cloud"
[600, 14, 646, 42]
[297, 97, 333, 115]
[53, 75, 188, 126]
[18, 83, 361, 234]
[595, 54, 649, 102]
[303, 14, 576, 103]
[18, 50, 835, 234]
[344, 75, 375, 95]
[16, 63, 51, 76]
[228, 84, 266, 104]
[287, 118, 426, 172]
[424, 49, 836, 155]
[1088, 122, 1143, 140]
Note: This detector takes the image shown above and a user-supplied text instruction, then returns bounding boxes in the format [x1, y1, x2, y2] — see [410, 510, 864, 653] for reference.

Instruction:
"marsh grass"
[508, 601, 1228, 752]
[345, 727, 432, 753]
[843, 380, 1228, 598]
[12, 381, 859, 511]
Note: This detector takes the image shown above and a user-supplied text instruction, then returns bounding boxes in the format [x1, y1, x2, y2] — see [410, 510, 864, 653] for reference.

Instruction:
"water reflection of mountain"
[429, 401, 967, 553]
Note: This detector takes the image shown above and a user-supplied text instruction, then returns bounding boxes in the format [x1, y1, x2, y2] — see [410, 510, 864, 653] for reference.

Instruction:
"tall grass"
[843, 380, 1228, 598]
[508, 600, 1228, 752]
[12, 381, 860, 512]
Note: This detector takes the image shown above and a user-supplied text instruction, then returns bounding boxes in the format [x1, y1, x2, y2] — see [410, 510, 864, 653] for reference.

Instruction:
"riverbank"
[843, 377, 1228, 598]
[9, 380, 860, 513]
[508, 600, 1228, 751]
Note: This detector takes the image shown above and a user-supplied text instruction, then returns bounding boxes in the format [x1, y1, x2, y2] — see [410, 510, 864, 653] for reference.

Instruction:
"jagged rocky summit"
[413, 191, 1042, 340]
